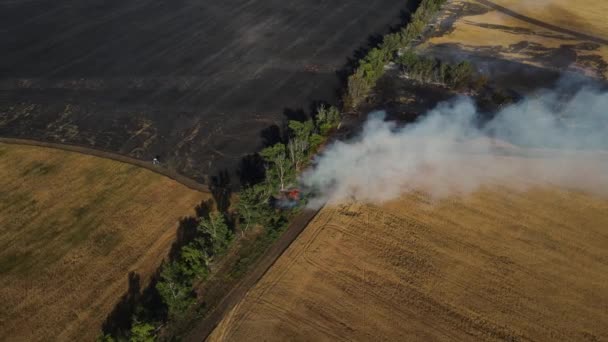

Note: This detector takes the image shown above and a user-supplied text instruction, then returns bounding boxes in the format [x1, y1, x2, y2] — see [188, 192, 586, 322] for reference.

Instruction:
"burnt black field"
[0, 0, 415, 183]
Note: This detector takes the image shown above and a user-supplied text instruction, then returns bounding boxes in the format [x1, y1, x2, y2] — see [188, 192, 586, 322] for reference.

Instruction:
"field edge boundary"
[0, 137, 210, 193]
[184, 207, 324, 342]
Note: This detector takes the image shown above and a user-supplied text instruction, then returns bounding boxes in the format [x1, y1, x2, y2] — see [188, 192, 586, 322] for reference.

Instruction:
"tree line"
[100, 0, 452, 339]
[99, 105, 341, 342]
[100, 210, 233, 342]
[344, 0, 449, 109]
[237, 104, 341, 220]
[397, 49, 487, 90]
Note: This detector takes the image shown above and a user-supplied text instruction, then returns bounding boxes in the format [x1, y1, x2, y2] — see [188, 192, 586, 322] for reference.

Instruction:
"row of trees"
[397, 49, 483, 90]
[344, 0, 448, 109]
[100, 105, 341, 342]
[156, 212, 232, 319]
[100, 0, 447, 338]
[237, 105, 341, 226]
[100, 211, 232, 342]
[261, 107, 337, 191]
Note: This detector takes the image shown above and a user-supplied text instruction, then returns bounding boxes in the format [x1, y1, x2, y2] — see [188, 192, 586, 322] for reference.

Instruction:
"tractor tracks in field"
[0, 137, 210, 193]
[474, 0, 608, 45]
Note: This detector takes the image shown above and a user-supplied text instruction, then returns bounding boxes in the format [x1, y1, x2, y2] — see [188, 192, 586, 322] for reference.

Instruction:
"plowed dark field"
[0, 0, 414, 182]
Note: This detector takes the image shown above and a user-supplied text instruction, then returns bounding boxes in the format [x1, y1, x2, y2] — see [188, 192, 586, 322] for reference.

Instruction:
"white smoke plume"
[302, 87, 608, 204]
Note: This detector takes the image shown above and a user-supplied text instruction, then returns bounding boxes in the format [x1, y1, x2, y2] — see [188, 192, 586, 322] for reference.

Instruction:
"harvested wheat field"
[423, 0, 608, 78]
[210, 158, 608, 341]
[0, 143, 208, 341]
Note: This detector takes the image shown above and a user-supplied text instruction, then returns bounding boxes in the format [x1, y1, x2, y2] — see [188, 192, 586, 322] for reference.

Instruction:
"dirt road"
[0, 137, 210, 193]
[183, 207, 322, 342]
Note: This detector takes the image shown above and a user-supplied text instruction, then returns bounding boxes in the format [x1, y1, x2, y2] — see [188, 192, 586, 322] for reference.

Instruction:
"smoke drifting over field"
[302, 88, 608, 204]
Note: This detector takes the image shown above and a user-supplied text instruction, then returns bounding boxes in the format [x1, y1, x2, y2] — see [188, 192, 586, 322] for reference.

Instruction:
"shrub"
[129, 321, 155, 342]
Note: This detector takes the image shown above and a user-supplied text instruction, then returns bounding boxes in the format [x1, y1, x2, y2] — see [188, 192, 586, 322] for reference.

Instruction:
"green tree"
[178, 244, 209, 279]
[236, 193, 255, 236]
[398, 49, 419, 69]
[344, 0, 448, 108]
[97, 334, 115, 342]
[315, 105, 341, 135]
[260, 143, 293, 190]
[197, 212, 232, 256]
[236, 184, 277, 235]
[288, 119, 314, 138]
[438, 62, 450, 84]
[418, 58, 436, 82]
[449, 61, 474, 89]
[287, 120, 314, 170]
[360, 48, 388, 82]
[345, 72, 371, 109]
[129, 321, 155, 342]
[156, 263, 194, 318]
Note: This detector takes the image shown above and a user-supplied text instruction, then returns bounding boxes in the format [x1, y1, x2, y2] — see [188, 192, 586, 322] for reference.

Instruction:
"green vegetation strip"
[344, 0, 450, 109]
[99, 105, 341, 341]
[0, 137, 210, 193]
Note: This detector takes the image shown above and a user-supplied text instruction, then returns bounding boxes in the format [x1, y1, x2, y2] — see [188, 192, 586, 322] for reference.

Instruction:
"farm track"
[422, 0, 608, 81]
[474, 0, 608, 45]
[184, 207, 323, 342]
[0, 137, 210, 193]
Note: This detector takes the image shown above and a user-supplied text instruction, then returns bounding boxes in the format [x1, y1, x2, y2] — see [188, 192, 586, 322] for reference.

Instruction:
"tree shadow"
[168, 199, 213, 260]
[210, 169, 239, 233]
[169, 217, 198, 260]
[210, 169, 232, 214]
[101, 272, 141, 337]
[100, 198, 215, 338]
[100, 267, 170, 339]
[260, 124, 283, 147]
[237, 153, 266, 187]
[195, 199, 213, 219]
[397, 2, 420, 28]
[135, 268, 166, 323]
[282, 107, 308, 122]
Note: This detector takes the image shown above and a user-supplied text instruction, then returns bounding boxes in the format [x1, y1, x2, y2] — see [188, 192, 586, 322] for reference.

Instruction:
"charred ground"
[0, 0, 419, 183]
[419, 0, 608, 83]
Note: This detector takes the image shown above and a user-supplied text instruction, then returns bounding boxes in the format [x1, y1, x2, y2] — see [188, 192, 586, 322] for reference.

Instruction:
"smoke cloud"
[302, 87, 608, 204]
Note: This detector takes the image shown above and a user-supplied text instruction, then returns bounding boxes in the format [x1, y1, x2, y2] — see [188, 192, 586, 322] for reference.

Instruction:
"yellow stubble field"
[0, 143, 209, 341]
[210, 154, 608, 341]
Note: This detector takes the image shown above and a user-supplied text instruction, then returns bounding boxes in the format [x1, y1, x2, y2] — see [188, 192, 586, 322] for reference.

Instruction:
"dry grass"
[210, 164, 608, 340]
[485, 0, 608, 38]
[0, 143, 208, 341]
[424, 0, 608, 78]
